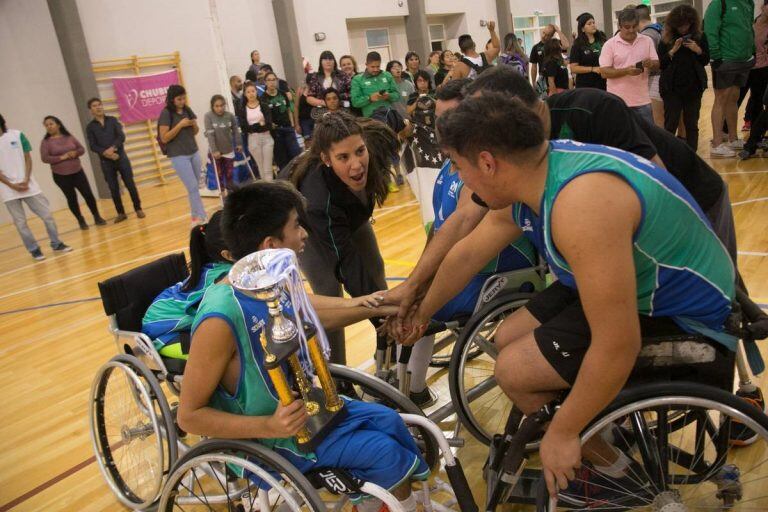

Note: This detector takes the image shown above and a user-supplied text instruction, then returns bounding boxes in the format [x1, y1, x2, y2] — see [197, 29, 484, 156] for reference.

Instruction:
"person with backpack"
[637, 4, 665, 126]
[529, 24, 571, 94]
[569, 13, 607, 90]
[158, 84, 207, 225]
[498, 32, 530, 79]
[447, 20, 500, 80]
[704, 0, 756, 158]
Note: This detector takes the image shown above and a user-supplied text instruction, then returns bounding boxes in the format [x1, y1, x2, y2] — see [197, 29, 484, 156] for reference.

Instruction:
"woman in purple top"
[40, 116, 106, 229]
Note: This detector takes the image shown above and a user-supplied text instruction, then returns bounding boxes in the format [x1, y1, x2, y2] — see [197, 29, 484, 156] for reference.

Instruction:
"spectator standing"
[744, 2, 768, 133]
[296, 81, 315, 141]
[569, 13, 607, 90]
[434, 50, 456, 86]
[86, 98, 144, 222]
[599, 8, 660, 124]
[426, 51, 441, 84]
[158, 84, 207, 225]
[637, 4, 665, 126]
[351, 51, 400, 118]
[450, 22, 500, 80]
[0, 114, 71, 260]
[541, 38, 570, 95]
[306, 51, 352, 112]
[237, 81, 274, 181]
[498, 32, 530, 79]
[403, 51, 423, 83]
[529, 24, 571, 89]
[658, 5, 710, 150]
[262, 72, 301, 171]
[40, 116, 106, 230]
[387, 60, 415, 118]
[230, 75, 244, 112]
[245, 50, 261, 82]
[204, 94, 242, 195]
[704, 0, 756, 157]
[339, 55, 359, 78]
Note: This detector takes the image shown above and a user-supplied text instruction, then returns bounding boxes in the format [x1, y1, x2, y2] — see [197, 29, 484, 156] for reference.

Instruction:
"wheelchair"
[90, 253, 477, 511]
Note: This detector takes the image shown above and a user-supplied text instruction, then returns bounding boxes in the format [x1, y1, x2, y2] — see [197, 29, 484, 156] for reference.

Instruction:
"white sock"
[592, 448, 633, 478]
[406, 335, 435, 393]
[399, 493, 417, 511]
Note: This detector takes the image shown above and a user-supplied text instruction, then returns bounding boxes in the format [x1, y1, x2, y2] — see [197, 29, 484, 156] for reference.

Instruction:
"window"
[652, 0, 692, 23]
[512, 14, 560, 56]
[429, 24, 445, 52]
[365, 28, 392, 62]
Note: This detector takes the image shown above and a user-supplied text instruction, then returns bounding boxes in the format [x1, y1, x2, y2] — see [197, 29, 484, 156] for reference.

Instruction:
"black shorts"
[526, 281, 685, 385]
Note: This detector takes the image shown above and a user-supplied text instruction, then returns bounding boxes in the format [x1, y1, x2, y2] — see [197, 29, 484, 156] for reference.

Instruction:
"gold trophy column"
[307, 335, 343, 412]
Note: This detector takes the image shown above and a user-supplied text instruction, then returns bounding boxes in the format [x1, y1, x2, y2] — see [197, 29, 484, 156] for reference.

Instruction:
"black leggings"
[663, 90, 702, 150]
[52, 170, 101, 221]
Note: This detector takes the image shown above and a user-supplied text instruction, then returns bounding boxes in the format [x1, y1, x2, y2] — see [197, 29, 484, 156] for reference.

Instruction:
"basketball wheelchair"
[90, 253, 477, 511]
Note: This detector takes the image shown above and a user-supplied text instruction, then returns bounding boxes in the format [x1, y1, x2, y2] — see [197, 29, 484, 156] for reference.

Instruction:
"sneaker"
[387, 181, 400, 193]
[730, 387, 765, 446]
[738, 149, 755, 160]
[136, 209, 146, 219]
[94, 217, 108, 226]
[77, 218, 89, 230]
[30, 248, 45, 261]
[409, 387, 438, 408]
[727, 139, 745, 150]
[710, 143, 737, 159]
[52, 242, 72, 253]
[114, 213, 128, 224]
[560, 461, 653, 508]
[742, 121, 751, 132]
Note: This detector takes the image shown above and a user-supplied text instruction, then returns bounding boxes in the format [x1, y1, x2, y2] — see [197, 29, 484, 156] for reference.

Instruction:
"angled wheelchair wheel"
[90, 354, 178, 510]
[158, 439, 325, 511]
[539, 381, 768, 511]
[449, 292, 533, 446]
[329, 364, 440, 471]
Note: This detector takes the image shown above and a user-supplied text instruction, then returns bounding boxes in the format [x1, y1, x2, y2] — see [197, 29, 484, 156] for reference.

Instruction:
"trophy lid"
[229, 249, 286, 296]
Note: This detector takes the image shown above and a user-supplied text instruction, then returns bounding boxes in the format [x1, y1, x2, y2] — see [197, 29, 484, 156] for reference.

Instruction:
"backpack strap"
[460, 56, 484, 73]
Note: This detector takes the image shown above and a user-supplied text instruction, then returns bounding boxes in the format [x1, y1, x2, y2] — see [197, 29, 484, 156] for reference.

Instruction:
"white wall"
[0, 0, 98, 225]
[570, 0, 605, 35]
[510, 0, 561, 19]
[347, 18, 410, 66]
[428, 0, 498, 51]
[294, 0, 410, 72]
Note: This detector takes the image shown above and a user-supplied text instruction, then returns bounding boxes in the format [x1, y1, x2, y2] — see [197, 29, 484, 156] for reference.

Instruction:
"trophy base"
[297, 387, 348, 453]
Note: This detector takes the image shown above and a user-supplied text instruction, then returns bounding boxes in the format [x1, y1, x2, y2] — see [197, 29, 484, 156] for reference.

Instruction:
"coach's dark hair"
[437, 92, 544, 162]
[435, 78, 471, 102]
[87, 97, 102, 108]
[291, 111, 393, 207]
[183, 210, 228, 291]
[221, 181, 308, 260]
[464, 66, 538, 106]
[0, 114, 6, 133]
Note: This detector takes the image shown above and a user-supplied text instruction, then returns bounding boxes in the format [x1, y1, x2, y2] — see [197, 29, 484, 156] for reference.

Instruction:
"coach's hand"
[540, 426, 582, 498]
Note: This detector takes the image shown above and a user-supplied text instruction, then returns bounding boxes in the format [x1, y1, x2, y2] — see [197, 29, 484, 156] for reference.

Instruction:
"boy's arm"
[177, 317, 307, 438]
[315, 304, 398, 331]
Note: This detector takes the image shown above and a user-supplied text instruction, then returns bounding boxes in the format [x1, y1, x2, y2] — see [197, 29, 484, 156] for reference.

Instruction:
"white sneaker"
[710, 143, 737, 159]
[727, 139, 745, 150]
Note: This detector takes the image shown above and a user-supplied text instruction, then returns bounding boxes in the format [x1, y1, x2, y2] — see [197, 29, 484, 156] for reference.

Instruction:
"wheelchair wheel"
[539, 381, 768, 511]
[329, 364, 440, 471]
[90, 354, 178, 510]
[448, 292, 533, 446]
[159, 439, 326, 511]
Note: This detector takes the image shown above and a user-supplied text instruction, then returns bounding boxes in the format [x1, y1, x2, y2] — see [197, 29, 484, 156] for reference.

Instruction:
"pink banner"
[112, 69, 179, 124]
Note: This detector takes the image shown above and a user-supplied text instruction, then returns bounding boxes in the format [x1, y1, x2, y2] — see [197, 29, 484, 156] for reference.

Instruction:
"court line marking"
[739, 251, 768, 257]
[720, 169, 768, 175]
[373, 201, 419, 219]
[0, 297, 100, 316]
[732, 196, 768, 206]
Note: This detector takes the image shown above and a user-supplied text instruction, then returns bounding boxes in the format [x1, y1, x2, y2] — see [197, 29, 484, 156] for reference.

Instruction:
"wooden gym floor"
[0, 92, 766, 511]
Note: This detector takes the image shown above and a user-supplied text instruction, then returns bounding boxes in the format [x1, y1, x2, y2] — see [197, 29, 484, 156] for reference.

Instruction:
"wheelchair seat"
[98, 252, 189, 332]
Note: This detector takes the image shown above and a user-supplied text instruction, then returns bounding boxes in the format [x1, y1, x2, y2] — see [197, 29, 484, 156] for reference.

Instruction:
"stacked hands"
[377, 280, 430, 346]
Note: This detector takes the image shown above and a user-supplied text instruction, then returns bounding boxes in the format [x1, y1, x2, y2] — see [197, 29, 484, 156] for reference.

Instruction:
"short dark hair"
[0, 114, 6, 133]
[413, 70, 433, 91]
[458, 34, 475, 53]
[385, 60, 402, 73]
[635, 4, 651, 20]
[323, 87, 340, 100]
[618, 8, 640, 26]
[87, 97, 102, 108]
[436, 92, 544, 162]
[221, 181, 307, 260]
[210, 94, 226, 110]
[435, 78, 471, 102]
[464, 66, 538, 106]
[366, 51, 382, 64]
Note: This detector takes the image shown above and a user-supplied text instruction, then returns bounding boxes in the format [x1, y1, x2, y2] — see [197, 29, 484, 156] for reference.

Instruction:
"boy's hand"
[354, 291, 386, 309]
[267, 400, 308, 437]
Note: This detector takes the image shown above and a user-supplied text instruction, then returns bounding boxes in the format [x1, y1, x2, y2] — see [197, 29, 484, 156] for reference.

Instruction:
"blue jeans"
[272, 126, 302, 171]
[170, 153, 206, 220]
[632, 104, 654, 125]
[5, 194, 63, 252]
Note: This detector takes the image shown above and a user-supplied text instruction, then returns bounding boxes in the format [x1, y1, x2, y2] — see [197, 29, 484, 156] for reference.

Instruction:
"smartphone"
[635, 61, 644, 70]
[681, 34, 692, 41]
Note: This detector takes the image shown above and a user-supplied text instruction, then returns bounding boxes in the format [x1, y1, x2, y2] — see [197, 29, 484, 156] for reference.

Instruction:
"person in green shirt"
[351, 51, 400, 118]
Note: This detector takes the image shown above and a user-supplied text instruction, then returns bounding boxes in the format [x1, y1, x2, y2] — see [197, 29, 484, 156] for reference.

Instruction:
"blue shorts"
[433, 273, 488, 322]
[260, 399, 429, 501]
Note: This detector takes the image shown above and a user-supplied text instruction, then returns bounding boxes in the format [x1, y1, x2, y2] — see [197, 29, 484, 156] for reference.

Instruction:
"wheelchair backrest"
[97, 253, 189, 332]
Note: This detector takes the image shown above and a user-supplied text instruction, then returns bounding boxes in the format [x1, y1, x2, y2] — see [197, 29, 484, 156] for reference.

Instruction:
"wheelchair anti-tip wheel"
[539, 381, 768, 511]
[90, 354, 178, 510]
[158, 439, 326, 511]
[448, 293, 533, 446]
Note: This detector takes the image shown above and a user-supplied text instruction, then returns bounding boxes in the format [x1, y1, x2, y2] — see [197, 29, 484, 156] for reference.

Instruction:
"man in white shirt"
[0, 114, 71, 260]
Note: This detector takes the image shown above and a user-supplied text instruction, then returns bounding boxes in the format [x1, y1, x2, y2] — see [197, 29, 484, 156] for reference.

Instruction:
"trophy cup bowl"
[229, 249, 346, 451]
